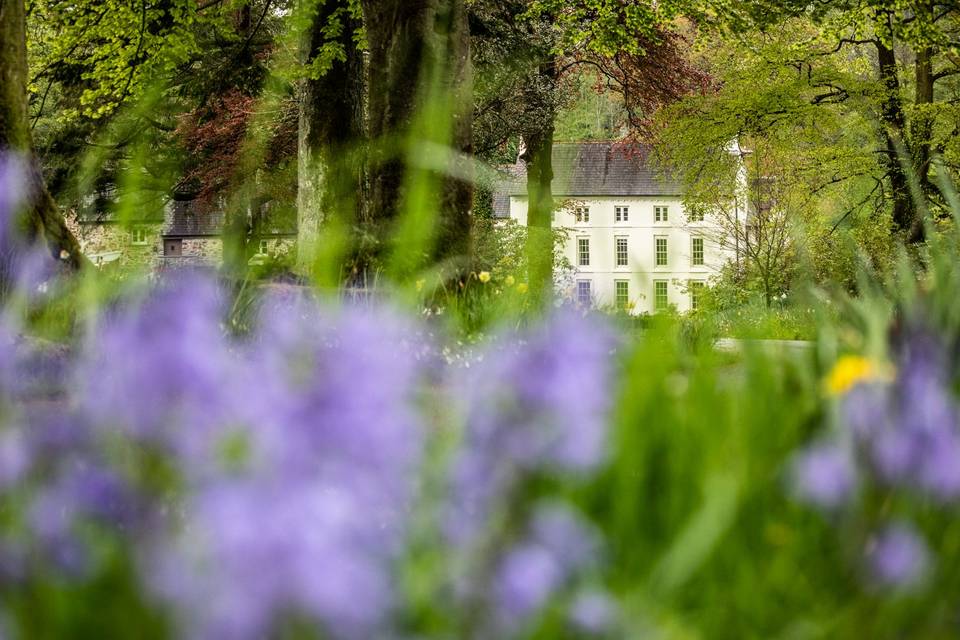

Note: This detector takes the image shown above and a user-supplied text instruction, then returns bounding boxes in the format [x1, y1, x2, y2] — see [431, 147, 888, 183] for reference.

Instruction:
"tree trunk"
[297, 0, 365, 278]
[522, 125, 555, 305]
[876, 39, 922, 242]
[911, 1, 935, 206]
[521, 58, 558, 306]
[0, 0, 84, 280]
[911, 45, 934, 205]
[432, 0, 473, 270]
[359, 0, 473, 279]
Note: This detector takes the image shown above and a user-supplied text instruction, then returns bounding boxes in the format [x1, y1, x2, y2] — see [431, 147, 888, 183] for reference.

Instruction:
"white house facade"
[494, 142, 731, 314]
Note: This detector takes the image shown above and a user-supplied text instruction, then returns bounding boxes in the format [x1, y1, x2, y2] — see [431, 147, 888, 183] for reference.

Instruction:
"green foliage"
[473, 217, 573, 285]
[553, 70, 626, 141]
[27, 0, 229, 121]
[290, 0, 365, 81]
[523, 0, 690, 56]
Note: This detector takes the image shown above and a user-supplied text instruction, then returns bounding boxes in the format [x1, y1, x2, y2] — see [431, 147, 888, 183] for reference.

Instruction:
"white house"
[493, 141, 731, 314]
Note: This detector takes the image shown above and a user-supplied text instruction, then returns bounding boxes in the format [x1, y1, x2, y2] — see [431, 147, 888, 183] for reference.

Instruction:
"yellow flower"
[415, 279, 425, 292]
[478, 271, 491, 283]
[516, 283, 528, 294]
[505, 275, 515, 287]
[825, 355, 893, 396]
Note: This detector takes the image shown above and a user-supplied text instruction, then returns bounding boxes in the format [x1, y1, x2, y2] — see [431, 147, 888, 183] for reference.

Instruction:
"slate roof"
[75, 191, 166, 224]
[163, 199, 225, 238]
[163, 198, 297, 238]
[493, 142, 681, 217]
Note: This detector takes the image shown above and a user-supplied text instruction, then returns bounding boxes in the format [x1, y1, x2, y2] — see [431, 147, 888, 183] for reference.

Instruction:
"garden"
[3, 1, 960, 638]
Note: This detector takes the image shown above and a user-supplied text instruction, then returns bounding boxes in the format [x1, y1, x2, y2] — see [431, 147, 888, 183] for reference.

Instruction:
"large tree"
[358, 0, 473, 281]
[691, 1, 960, 243]
[0, 0, 83, 283]
[296, 0, 364, 278]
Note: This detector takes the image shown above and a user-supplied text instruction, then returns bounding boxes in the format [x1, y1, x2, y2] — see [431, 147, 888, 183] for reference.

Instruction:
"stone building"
[69, 194, 297, 271]
[158, 197, 297, 270]
[67, 201, 164, 269]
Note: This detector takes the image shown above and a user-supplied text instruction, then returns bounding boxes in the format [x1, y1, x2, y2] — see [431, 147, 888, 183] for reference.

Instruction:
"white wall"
[509, 195, 730, 314]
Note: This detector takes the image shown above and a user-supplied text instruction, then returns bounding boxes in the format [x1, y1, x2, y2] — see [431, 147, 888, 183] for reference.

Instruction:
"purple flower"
[790, 442, 857, 509]
[141, 300, 427, 639]
[24, 457, 134, 577]
[898, 344, 957, 441]
[528, 502, 600, 566]
[0, 153, 27, 248]
[491, 503, 601, 633]
[150, 480, 395, 639]
[0, 428, 29, 489]
[494, 543, 564, 630]
[75, 273, 235, 458]
[569, 589, 617, 635]
[869, 428, 919, 484]
[866, 522, 930, 588]
[831, 330, 960, 503]
[447, 310, 614, 546]
[840, 384, 891, 440]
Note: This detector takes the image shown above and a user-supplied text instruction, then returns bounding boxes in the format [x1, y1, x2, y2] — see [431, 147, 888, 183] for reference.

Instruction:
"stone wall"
[182, 238, 223, 262]
[66, 217, 161, 269]
[67, 214, 298, 272]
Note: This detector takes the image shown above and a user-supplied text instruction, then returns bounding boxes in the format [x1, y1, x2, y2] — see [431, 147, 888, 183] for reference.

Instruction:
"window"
[164, 239, 182, 257]
[615, 236, 628, 267]
[691, 237, 704, 266]
[655, 206, 669, 222]
[688, 209, 704, 222]
[575, 206, 590, 223]
[131, 226, 149, 245]
[615, 205, 629, 222]
[690, 281, 706, 311]
[615, 280, 630, 309]
[578, 237, 590, 267]
[655, 236, 668, 267]
[577, 280, 592, 306]
[654, 280, 669, 311]
[257, 239, 269, 255]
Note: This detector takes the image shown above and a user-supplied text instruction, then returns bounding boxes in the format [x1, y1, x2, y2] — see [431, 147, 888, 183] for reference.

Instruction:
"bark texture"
[296, 0, 365, 273]
[360, 0, 473, 276]
[875, 40, 919, 242]
[0, 0, 84, 279]
[521, 59, 557, 305]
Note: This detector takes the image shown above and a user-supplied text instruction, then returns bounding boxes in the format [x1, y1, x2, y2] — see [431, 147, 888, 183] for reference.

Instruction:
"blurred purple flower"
[24, 457, 133, 578]
[150, 480, 395, 639]
[492, 503, 601, 633]
[0, 153, 27, 248]
[528, 502, 600, 565]
[143, 300, 426, 639]
[569, 589, 617, 635]
[840, 383, 891, 440]
[75, 273, 235, 459]
[447, 310, 614, 546]
[247, 301, 424, 483]
[790, 442, 857, 510]
[494, 543, 563, 630]
[0, 428, 29, 489]
[831, 329, 960, 503]
[866, 522, 930, 589]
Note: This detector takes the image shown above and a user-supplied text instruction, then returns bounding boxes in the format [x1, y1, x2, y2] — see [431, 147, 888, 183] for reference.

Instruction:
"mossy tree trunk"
[0, 0, 84, 278]
[521, 58, 557, 306]
[359, 0, 473, 280]
[297, 0, 365, 279]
